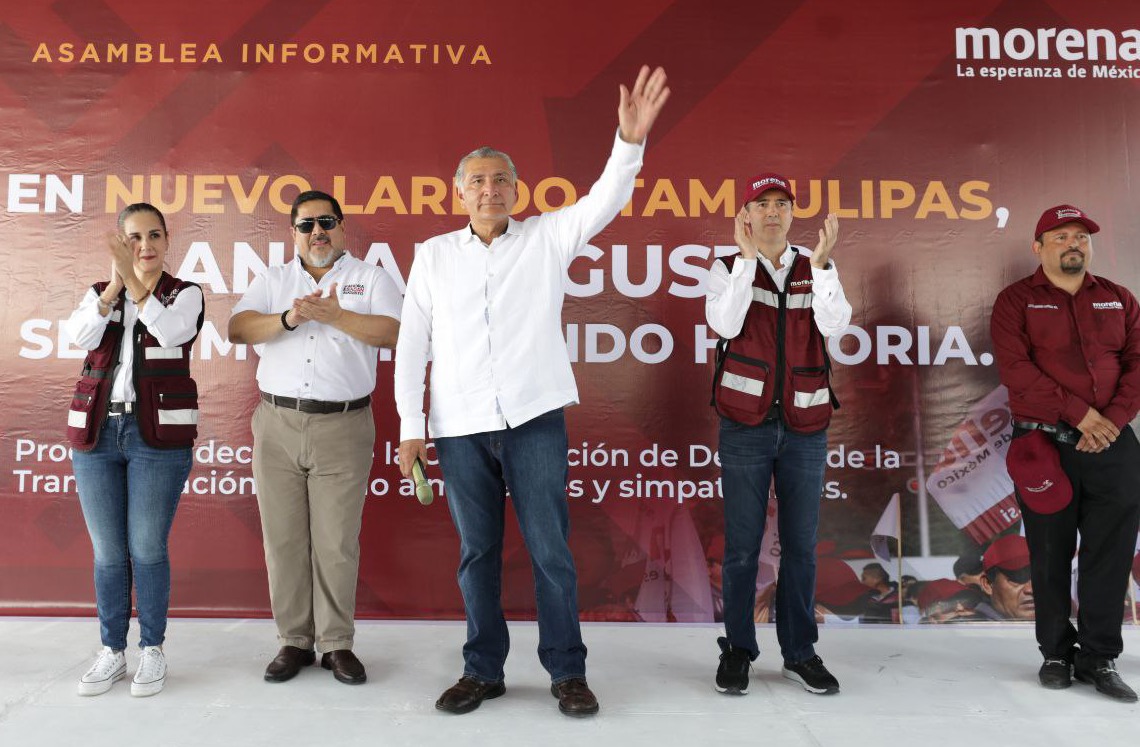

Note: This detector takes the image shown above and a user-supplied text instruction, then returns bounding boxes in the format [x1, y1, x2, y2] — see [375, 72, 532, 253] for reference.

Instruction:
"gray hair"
[454, 147, 517, 187]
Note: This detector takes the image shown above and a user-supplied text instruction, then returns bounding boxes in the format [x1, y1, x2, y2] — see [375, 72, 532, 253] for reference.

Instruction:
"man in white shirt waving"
[229, 190, 401, 686]
[395, 65, 669, 717]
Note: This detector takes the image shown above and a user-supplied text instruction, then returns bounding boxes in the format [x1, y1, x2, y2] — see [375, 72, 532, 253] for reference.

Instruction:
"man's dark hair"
[953, 551, 983, 579]
[862, 563, 889, 585]
[290, 190, 344, 225]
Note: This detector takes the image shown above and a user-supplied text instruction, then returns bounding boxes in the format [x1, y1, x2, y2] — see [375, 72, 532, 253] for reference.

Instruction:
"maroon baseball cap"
[815, 557, 870, 608]
[917, 579, 974, 611]
[982, 535, 1031, 573]
[1034, 204, 1100, 238]
[741, 172, 795, 205]
[1005, 430, 1073, 515]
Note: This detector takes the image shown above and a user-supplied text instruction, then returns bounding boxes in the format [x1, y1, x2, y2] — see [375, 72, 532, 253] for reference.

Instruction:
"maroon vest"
[712, 251, 837, 433]
[67, 272, 203, 450]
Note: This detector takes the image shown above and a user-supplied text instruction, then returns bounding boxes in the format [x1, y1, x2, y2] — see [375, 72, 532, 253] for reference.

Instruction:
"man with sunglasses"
[992, 204, 1140, 702]
[229, 190, 401, 686]
[394, 65, 669, 717]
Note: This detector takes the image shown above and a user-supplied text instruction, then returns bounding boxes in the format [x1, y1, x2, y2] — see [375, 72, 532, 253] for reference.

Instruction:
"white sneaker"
[78, 647, 126, 696]
[131, 646, 167, 697]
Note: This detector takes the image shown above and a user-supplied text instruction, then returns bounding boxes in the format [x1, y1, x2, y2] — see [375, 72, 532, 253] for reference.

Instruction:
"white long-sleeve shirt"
[705, 244, 852, 339]
[63, 283, 204, 403]
[395, 131, 645, 441]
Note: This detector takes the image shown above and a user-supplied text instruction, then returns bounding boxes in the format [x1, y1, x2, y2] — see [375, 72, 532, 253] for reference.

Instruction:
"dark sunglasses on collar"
[293, 215, 342, 233]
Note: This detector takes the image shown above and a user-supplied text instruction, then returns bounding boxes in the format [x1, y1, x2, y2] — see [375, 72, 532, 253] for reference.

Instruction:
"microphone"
[412, 458, 434, 506]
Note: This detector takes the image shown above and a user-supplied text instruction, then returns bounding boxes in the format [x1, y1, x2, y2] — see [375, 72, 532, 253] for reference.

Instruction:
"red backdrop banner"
[2, 0, 1139, 625]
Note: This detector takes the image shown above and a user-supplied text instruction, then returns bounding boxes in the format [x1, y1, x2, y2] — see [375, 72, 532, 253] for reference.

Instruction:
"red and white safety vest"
[711, 251, 837, 433]
[67, 272, 203, 451]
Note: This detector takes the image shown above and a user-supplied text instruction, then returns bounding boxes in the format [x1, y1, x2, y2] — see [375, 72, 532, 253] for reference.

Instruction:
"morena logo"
[955, 27, 1140, 62]
[752, 177, 788, 191]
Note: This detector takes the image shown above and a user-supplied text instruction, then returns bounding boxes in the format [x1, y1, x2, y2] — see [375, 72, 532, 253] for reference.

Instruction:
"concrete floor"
[1, 618, 1137, 747]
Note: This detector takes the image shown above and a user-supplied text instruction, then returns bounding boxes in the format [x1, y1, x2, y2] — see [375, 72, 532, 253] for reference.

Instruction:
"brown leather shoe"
[321, 650, 367, 685]
[264, 646, 316, 682]
[435, 676, 506, 714]
[551, 678, 599, 716]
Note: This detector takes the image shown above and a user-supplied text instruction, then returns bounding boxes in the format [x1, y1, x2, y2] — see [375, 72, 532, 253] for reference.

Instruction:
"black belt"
[1013, 420, 1081, 446]
[108, 401, 135, 415]
[260, 391, 370, 414]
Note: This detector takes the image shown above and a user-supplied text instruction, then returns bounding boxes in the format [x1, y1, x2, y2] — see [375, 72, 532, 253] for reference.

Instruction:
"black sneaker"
[715, 637, 750, 695]
[1038, 656, 1072, 690]
[1074, 656, 1138, 703]
[782, 655, 839, 695]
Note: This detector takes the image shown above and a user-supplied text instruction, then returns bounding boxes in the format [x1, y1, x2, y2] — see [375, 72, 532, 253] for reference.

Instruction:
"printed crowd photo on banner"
[1, 0, 1140, 641]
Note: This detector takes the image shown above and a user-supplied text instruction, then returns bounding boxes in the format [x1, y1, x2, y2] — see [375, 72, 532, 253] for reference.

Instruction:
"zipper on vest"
[773, 266, 788, 411]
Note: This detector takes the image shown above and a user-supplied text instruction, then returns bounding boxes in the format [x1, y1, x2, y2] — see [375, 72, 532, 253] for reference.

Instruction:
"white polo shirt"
[394, 131, 645, 441]
[231, 253, 402, 401]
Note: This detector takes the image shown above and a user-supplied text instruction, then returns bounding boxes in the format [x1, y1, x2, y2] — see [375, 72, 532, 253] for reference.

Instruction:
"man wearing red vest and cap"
[705, 173, 851, 695]
[992, 204, 1140, 702]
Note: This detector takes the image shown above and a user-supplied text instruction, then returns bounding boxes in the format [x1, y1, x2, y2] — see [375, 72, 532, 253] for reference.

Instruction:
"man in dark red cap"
[991, 204, 1140, 702]
[705, 173, 851, 696]
[975, 535, 1035, 620]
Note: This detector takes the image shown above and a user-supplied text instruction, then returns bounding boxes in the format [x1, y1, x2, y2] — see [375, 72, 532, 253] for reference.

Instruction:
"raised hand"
[285, 289, 323, 328]
[295, 282, 344, 325]
[106, 232, 138, 285]
[811, 213, 839, 269]
[734, 207, 758, 259]
[618, 65, 670, 144]
[105, 259, 124, 296]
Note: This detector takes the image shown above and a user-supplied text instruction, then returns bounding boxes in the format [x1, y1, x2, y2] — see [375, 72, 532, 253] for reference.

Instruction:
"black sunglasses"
[998, 566, 1032, 584]
[293, 215, 342, 233]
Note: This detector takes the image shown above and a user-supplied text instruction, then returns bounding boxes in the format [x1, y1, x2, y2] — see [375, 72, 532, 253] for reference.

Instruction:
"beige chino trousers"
[252, 400, 374, 653]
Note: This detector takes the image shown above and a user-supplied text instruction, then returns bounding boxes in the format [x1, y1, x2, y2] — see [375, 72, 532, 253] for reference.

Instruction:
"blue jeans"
[719, 416, 827, 663]
[71, 415, 191, 650]
[435, 408, 586, 684]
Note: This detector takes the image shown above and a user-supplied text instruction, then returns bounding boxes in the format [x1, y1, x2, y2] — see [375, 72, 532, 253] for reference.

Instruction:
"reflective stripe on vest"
[145, 347, 184, 360]
[793, 388, 831, 408]
[721, 372, 765, 397]
[752, 286, 812, 309]
[157, 408, 199, 425]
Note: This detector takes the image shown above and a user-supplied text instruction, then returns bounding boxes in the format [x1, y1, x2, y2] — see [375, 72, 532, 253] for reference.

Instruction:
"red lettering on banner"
[962, 495, 1021, 545]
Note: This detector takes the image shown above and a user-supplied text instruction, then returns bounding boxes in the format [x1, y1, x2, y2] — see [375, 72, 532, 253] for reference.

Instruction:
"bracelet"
[281, 309, 298, 331]
[96, 298, 111, 313]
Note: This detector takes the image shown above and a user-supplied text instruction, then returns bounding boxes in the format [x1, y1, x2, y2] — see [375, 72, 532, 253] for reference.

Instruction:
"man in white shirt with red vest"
[705, 173, 851, 696]
[394, 65, 669, 717]
[229, 190, 401, 686]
